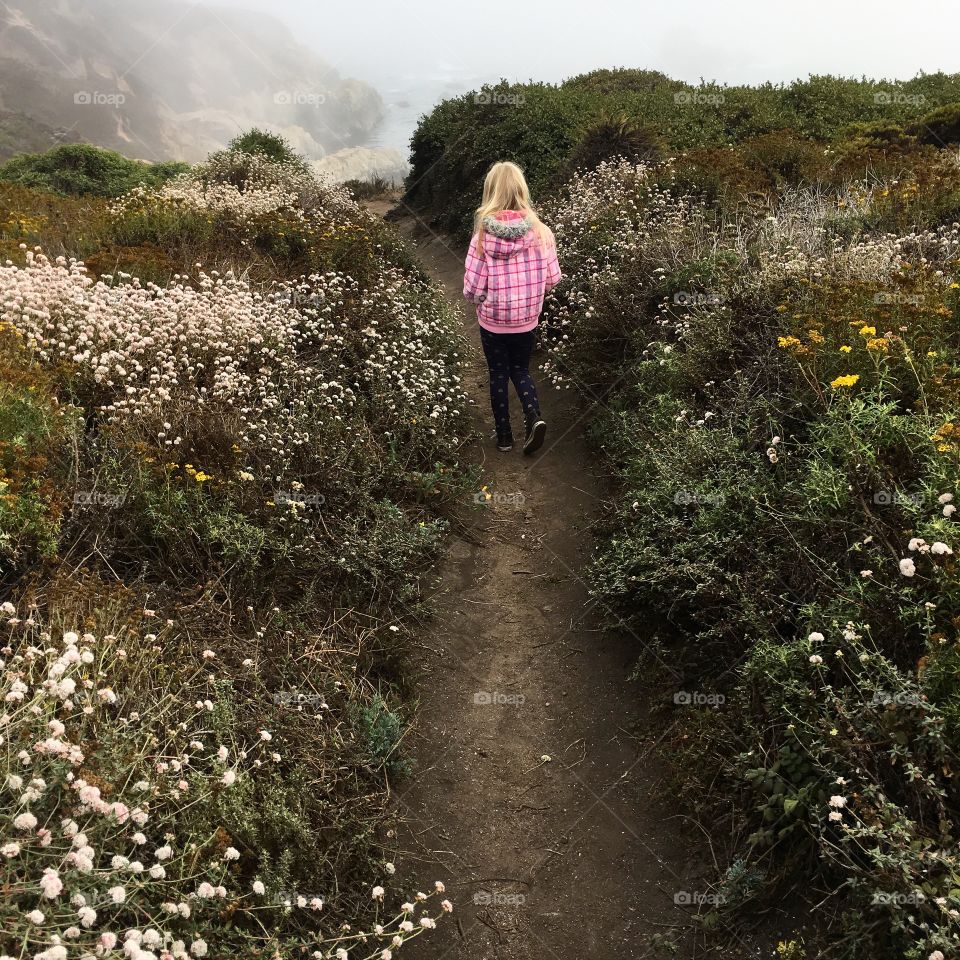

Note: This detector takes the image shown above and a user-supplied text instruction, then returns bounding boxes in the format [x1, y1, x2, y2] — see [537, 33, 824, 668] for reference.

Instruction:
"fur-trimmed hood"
[481, 210, 537, 260]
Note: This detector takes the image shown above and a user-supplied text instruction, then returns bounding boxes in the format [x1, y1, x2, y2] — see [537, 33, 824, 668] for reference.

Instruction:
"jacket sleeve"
[463, 234, 488, 304]
[544, 240, 562, 292]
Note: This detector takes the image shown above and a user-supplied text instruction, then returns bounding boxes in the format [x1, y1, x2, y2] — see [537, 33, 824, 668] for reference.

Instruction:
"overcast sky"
[226, 0, 959, 90]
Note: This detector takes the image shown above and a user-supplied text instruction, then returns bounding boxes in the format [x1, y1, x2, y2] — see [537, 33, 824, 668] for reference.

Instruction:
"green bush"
[229, 128, 302, 165]
[0, 144, 188, 197]
[406, 69, 960, 241]
[0, 325, 79, 566]
[908, 102, 960, 145]
[567, 115, 665, 174]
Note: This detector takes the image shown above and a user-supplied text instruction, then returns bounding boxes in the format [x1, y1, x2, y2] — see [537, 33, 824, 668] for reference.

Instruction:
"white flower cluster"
[0, 247, 464, 476]
[0, 608, 246, 960]
[898, 495, 955, 577]
[112, 151, 356, 226]
[2, 248, 299, 422]
[0, 603, 451, 958]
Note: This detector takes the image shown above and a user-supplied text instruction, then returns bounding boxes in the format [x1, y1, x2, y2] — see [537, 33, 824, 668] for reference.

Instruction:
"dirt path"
[380, 207, 719, 959]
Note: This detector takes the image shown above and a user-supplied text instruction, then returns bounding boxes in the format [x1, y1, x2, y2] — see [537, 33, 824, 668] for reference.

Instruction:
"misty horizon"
[2, 0, 958, 176]
[205, 0, 960, 155]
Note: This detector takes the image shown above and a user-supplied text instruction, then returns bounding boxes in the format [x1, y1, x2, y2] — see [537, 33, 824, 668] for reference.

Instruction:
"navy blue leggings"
[479, 328, 540, 435]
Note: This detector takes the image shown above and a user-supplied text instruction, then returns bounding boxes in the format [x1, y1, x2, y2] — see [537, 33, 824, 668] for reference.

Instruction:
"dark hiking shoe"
[523, 412, 547, 455]
[496, 430, 514, 452]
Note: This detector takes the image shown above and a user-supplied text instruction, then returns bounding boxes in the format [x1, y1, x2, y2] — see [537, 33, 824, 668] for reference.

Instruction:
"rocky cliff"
[0, 0, 385, 162]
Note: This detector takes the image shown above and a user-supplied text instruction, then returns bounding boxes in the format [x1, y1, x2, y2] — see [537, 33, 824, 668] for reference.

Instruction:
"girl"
[463, 161, 561, 454]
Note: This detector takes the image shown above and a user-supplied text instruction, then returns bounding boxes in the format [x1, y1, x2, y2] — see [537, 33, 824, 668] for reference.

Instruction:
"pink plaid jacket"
[463, 210, 562, 334]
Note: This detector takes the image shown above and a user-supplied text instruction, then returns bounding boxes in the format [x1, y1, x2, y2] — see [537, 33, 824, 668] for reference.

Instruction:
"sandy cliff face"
[0, 0, 385, 162]
[314, 147, 409, 185]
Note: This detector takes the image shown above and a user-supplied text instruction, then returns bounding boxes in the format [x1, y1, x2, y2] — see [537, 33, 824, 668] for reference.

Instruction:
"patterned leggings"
[479, 328, 540, 436]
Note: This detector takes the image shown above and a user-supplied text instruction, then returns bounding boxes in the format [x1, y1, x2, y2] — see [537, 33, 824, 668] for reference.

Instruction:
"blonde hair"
[473, 161, 552, 256]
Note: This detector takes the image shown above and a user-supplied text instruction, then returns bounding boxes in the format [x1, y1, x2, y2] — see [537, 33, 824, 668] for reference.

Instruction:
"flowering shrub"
[0, 601, 452, 959]
[0, 138, 466, 958]
[540, 157, 960, 957]
[0, 146, 467, 588]
[107, 151, 388, 286]
[2, 248, 461, 437]
[0, 145, 188, 199]
[112, 152, 325, 225]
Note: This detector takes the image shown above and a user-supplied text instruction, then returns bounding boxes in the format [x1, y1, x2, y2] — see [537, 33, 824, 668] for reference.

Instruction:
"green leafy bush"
[0, 144, 188, 197]
[229, 128, 303, 165]
[406, 70, 960, 241]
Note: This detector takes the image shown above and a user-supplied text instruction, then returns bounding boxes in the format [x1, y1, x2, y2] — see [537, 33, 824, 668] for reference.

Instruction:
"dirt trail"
[379, 207, 717, 959]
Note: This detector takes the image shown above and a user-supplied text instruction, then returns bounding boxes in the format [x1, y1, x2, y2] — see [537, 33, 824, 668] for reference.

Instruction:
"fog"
[226, 0, 959, 85]
[223, 0, 960, 151]
[4, 0, 957, 179]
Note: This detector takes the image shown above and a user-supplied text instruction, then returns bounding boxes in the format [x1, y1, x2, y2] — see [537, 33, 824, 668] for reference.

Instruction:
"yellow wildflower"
[777, 335, 802, 349]
[858, 325, 876, 337]
[830, 374, 860, 389]
[807, 330, 825, 344]
[194, 471, 211, 483]
[866, 338, 889, 352]
[839, 345, 852, 353]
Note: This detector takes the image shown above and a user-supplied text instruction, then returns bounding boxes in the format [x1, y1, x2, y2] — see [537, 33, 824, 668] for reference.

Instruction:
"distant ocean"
[364, 74, 481, 157]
